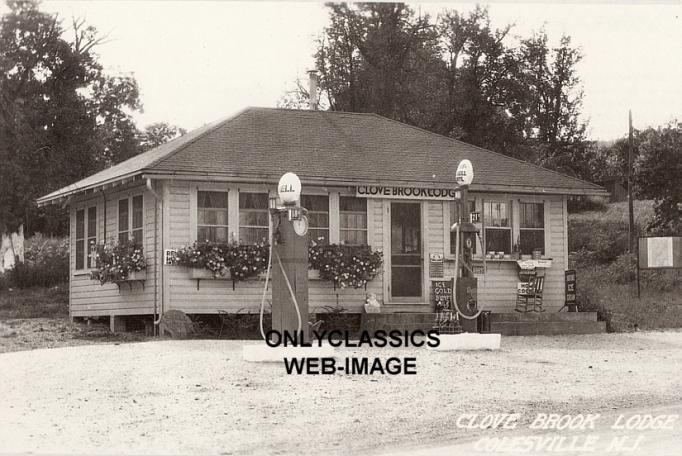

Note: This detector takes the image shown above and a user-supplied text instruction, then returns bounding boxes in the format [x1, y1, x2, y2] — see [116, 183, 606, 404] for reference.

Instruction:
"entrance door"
[390, 202, 423, 299]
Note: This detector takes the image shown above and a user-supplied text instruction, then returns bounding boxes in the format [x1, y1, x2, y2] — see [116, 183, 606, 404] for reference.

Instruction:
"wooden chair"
[531, 275, 545, 312]
[515, 280, 533, 312]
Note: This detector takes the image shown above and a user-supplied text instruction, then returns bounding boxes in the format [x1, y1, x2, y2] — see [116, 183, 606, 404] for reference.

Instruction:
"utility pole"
[628, 111, 641, 299]
[628, 110, 635, 254]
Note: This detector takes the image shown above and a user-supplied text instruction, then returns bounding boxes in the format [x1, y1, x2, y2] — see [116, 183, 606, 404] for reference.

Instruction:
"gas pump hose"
[453, 223, 483, 321]
[258, 216, 303, 341]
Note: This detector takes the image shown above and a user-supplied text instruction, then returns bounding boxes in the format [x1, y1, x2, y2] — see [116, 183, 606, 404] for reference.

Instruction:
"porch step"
[488, 320, 606, 336]
[361, 313, 438, 332]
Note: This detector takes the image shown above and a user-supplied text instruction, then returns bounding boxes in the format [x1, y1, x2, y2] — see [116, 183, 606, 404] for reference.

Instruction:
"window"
[484, 201, 511, 254]
[239, 193, 268, 244]
[118, 195, 143, 244]
[87, 206, 97, 268]
[340, 197, 367, 245]
[301, 195, 329, 244]
[76, 210, 85, 270]
[519, 202, 545, 255]
[450, 199, 476, 255]
[118, 199, 128, 243]
[197, 191, 229, 242]
[76, 206, 97, 270]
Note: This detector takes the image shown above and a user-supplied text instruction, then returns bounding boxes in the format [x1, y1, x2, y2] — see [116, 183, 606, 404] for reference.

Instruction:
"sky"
[4, 1, 682, 141]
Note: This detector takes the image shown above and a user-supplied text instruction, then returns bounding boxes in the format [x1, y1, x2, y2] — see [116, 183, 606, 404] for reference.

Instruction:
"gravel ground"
[1, 331, 681, 455]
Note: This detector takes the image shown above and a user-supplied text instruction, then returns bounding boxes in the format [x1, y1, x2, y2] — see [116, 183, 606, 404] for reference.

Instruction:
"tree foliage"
[0, 1, 182, 235]
[312, 3, 588, 167]
[634, 122, 682, 235]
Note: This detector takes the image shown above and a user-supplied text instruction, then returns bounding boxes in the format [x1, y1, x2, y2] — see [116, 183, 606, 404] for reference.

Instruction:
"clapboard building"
[37, 107, 607, 331]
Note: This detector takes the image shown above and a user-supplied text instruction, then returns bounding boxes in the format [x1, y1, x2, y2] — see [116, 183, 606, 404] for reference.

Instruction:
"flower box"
[114, 269, 147, 291]
[190, 268, 230, 280]
[114, 269, 147, 282]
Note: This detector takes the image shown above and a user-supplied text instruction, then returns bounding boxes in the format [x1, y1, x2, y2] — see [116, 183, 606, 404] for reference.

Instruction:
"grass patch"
[0, 285, 69, 319]
[578, 268, 682, 331]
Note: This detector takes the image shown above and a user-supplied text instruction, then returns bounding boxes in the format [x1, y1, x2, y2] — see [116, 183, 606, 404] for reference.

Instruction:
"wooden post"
[628, 110, 635, 253]
[271, 213, 309, 342]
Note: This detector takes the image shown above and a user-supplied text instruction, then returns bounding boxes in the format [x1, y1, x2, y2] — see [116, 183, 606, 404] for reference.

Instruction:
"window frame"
[196, 190, 230, 243]
[518, 201, 546, 255]
[301, 194, 330, 244]
[238, 191, 270, 245]
[339, 196, 368, 246]
[117, 194, 144, 245]
[483, 200, 512, 254]
[75, 205, 97, 272]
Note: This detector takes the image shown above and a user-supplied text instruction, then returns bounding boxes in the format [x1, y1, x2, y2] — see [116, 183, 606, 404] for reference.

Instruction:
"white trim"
[329, 192, 340, 244]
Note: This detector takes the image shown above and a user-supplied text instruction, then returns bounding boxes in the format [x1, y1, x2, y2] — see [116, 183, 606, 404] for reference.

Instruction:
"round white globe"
[456, 159, 474, 186]
[278, 172, 302, 205]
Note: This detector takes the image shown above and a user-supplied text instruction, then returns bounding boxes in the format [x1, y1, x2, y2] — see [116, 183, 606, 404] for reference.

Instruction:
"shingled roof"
[37, 107, 605, 205]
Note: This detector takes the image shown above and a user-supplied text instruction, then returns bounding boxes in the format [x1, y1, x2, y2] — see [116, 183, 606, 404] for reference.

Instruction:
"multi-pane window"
[301, 195, 329, 244]
[76, 206, 97, 270]
[239, 193, 269, 244]
[450, 200, 476, 255]
[118, 195, 143, 244]
[87, 207, 97, 268]
[484, 201, 511, 254]
[519, 202, 545, 255]
[197, 191, 229, 242]
[340, 197, 367, 245]
[118, 199, 129, 243]
[76, 210, 85, 270]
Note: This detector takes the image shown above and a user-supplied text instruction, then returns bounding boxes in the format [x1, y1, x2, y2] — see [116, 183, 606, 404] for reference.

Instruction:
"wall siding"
[165, 182, 384, 314]
[69, 180, 569, 317]
[69, 183, 159, 317]
[441, 195, 567, 312]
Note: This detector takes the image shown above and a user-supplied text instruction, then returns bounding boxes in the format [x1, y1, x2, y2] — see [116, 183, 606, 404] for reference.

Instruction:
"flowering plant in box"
[174, 241, 269, 281]
[90, 239, 147, 284]
[308, 242, 383, 289]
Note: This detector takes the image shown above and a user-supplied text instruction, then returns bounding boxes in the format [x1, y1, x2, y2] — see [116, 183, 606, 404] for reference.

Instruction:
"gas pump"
[451, 160, 482, 332]
[258, 172, 310, 343]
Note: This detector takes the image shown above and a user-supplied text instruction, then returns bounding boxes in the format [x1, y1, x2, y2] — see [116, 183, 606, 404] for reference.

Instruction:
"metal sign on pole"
[637, 236, 682, 298]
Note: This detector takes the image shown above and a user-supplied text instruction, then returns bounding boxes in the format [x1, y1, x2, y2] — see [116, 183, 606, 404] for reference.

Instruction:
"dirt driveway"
[1, 331, 681, 455]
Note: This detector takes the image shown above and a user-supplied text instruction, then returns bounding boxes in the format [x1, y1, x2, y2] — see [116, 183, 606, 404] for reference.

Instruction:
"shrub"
[5, 235, 69, 288]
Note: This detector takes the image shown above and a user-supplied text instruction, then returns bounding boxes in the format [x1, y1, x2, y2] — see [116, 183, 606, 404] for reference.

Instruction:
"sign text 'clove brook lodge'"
[356, 186, 459, 200]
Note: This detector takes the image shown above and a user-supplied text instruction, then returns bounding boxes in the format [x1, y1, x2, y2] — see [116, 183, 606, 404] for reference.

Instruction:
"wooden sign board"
[432, 279, 453, 312]
[639, 237, 682, 269]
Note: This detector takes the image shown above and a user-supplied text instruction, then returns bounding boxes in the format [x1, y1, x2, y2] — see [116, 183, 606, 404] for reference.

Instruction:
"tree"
[315, 2, 440, 125]
[310, 4, 590, 170]
[519, 32, 587, 172]
[0, 0, 143, 235]
[138, 122, 186, 152]
[435, 6, 528, 158]
[634, 122, 682, 235]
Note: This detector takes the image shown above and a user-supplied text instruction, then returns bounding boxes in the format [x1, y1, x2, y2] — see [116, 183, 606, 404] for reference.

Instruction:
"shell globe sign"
[456, 159, 474, 186]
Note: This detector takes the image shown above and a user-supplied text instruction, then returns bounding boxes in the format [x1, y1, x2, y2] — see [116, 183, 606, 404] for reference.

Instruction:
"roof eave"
[36, 172, 145, 207]
[142, 170, 608, 197]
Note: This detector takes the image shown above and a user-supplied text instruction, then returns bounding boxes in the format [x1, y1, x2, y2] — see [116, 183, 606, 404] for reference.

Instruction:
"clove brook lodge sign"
[356, 185, 458, 200]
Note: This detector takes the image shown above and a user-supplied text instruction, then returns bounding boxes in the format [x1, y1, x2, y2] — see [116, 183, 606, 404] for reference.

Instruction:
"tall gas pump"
[451, 160, 482, 332]
[265, 172, 310, 342]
